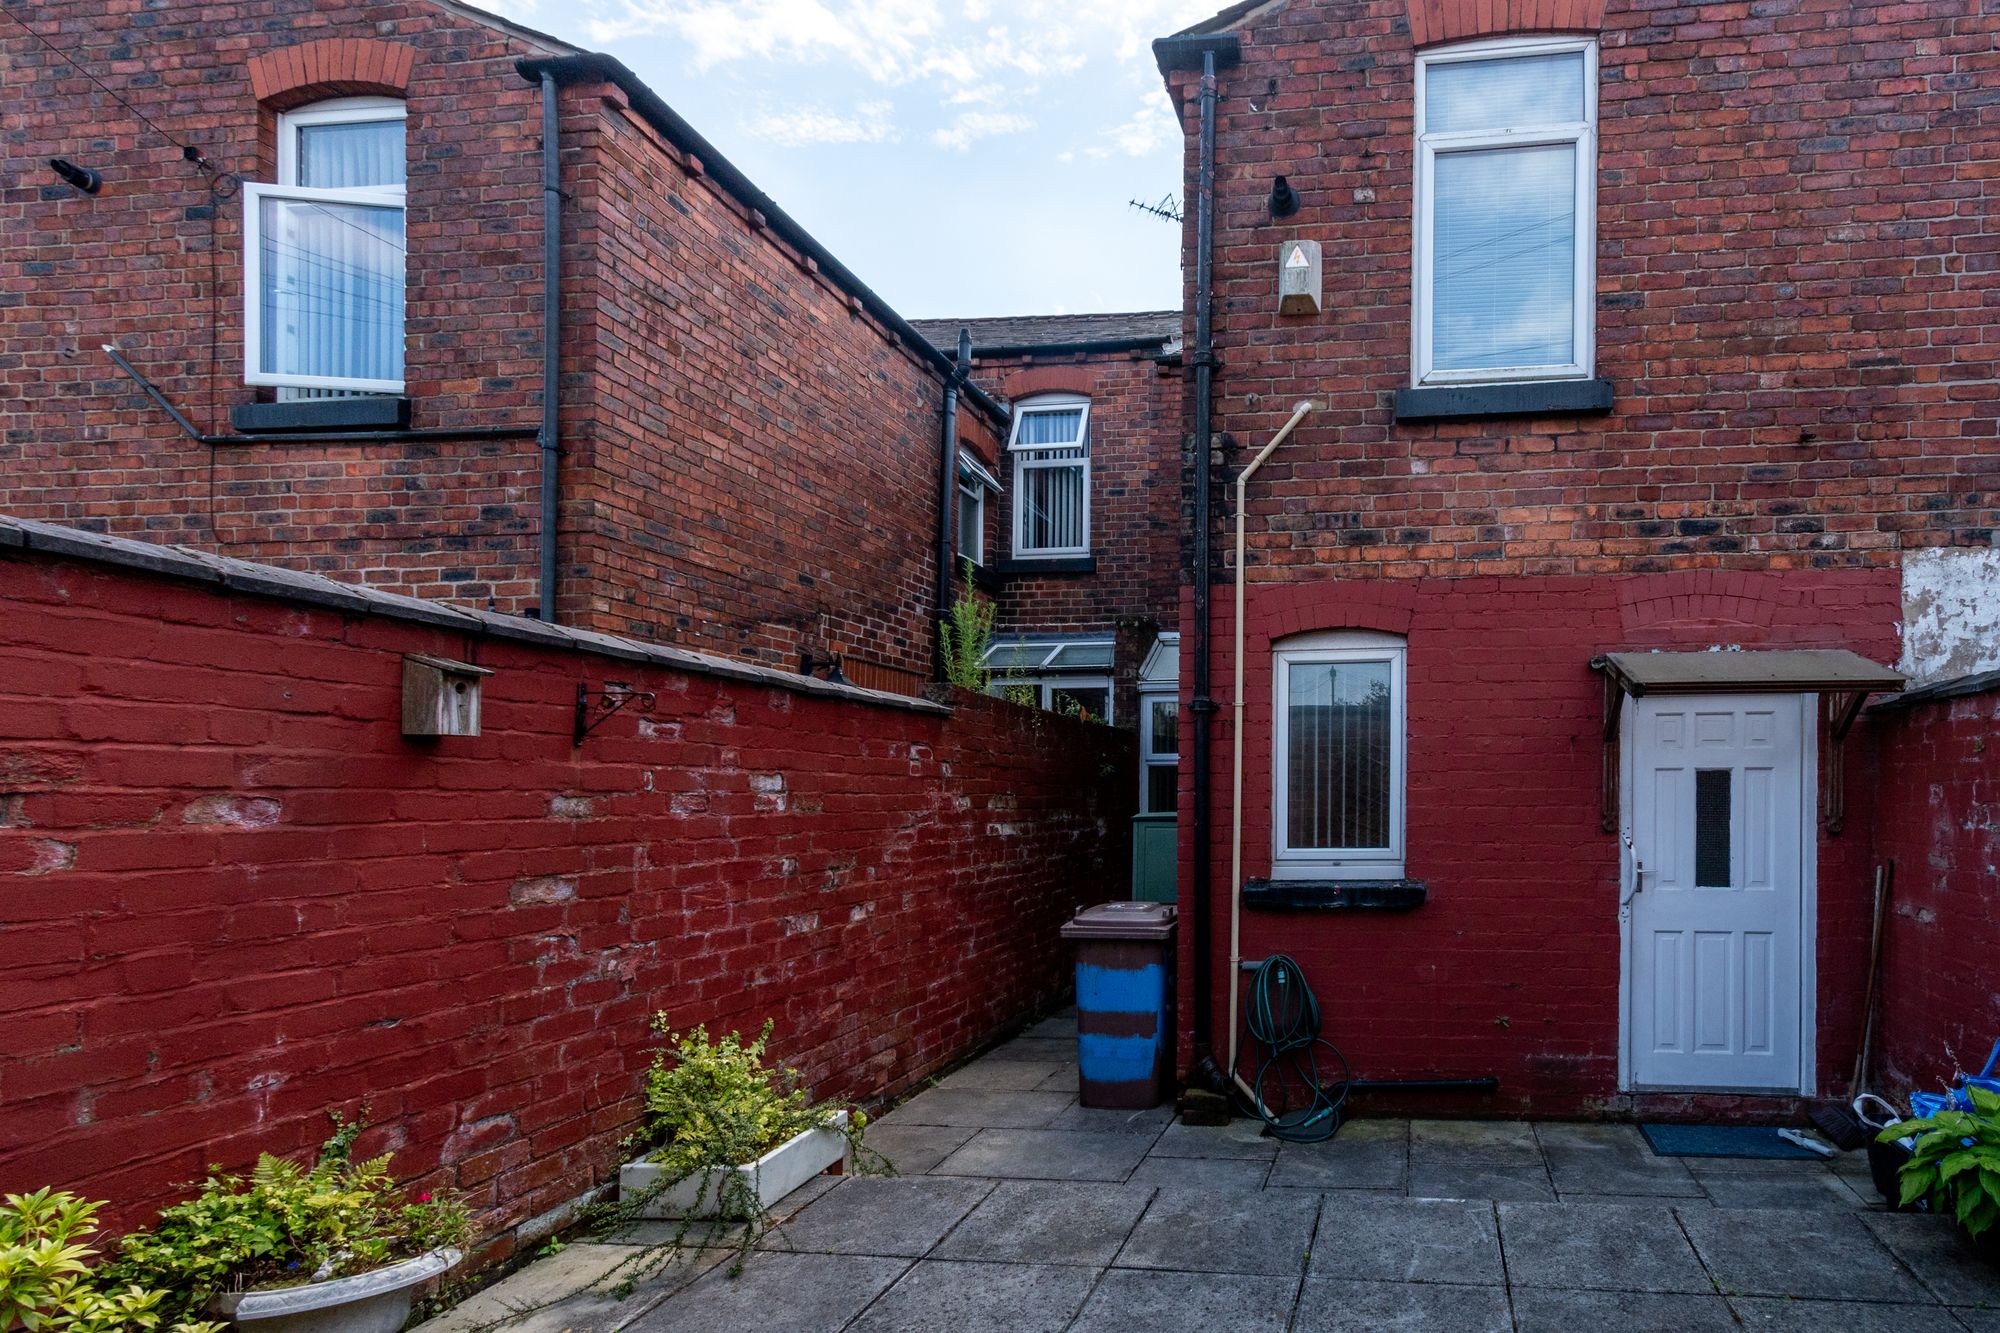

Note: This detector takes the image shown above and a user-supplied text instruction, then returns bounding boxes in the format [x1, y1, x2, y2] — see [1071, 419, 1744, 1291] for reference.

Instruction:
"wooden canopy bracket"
[1597, 659, 1622, 834]
[1821, 689, 1866, 836]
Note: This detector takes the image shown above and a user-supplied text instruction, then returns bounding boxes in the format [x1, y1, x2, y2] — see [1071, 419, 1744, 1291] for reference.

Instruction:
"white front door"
[1624, 693, 1812, 1092]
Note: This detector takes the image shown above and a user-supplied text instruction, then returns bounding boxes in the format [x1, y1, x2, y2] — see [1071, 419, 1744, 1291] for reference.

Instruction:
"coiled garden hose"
[1239, 954, 1352, 1143]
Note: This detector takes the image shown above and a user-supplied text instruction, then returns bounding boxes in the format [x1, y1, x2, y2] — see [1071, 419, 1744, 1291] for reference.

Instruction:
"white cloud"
[743, 99, 899, 147]
[931, 110, 1033, 152]
[1093, 88, 1179, 158]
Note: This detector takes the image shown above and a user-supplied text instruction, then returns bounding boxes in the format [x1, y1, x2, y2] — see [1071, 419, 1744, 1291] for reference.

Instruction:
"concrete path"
[420, 1012, 2000, 1332]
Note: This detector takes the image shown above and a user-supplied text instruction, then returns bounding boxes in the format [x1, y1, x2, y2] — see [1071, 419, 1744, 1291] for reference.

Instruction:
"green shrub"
[102, 1113, 471, 1326]
[938, 566, 995, 693]
[1882, 1084, 2000, 1236]
[0, 1188, 223, 1333]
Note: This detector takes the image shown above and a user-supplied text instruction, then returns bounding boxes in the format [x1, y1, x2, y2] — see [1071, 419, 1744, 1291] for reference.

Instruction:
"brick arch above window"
[247, 39, 417, 109]
[1250, 583, 1418, 641]
[1408, 0, 1607, 46]
[1001, 365, 1099, 401]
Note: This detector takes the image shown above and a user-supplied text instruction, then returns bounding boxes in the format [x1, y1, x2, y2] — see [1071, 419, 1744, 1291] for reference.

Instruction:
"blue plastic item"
[1907, 1039, 2000, 1119]
[1061, 902, 1176, 1110]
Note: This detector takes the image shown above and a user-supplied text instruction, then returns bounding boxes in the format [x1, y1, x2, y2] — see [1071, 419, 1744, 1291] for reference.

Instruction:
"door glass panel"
[1695, 768, 1731, 887]
[1145, 764, 1177, 814]
[1147, 699, 1179, 759]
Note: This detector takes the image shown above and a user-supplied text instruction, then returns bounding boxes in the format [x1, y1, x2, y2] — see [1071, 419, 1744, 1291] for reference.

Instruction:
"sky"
[475, 0, 1225, 320]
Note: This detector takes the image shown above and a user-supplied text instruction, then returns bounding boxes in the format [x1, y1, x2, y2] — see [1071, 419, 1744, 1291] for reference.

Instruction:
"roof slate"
[910, 311, 1182, 352]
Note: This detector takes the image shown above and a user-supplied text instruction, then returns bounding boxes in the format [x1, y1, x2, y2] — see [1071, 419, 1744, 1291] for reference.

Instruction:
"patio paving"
[420, 1013, 2000, 1332]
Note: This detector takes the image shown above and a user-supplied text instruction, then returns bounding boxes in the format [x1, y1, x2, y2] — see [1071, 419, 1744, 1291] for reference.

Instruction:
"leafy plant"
[0, 1188, 223, 1333]
[100, 1112, 471, 1326]
[1881, 1084, 2000, 1237]
[939, 564, 995, 692]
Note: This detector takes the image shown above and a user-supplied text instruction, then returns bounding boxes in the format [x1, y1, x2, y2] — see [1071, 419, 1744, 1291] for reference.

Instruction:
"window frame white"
[1008, 394, 1091, 558]
[956, 477, 985, 564]
[992, 675, 1114, 725]
[1412, 36, 1597, 388]
[244, 96, 408, 394]
[1139, 690, 1179, 814]
[1272, 631, 1408, 881]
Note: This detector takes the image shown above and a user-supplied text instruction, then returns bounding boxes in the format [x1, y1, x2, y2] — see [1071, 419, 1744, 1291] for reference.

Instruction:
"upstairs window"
[1009, 395, 1090, 557]
[1273, 632, 1406, 880]
[1413, 39, 1596, 385]
[244, 97, 408, 394]
[956, 454, 1000, 566]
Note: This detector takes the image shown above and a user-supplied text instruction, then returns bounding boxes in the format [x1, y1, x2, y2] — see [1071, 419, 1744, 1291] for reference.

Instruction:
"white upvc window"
[1139, 693, 1179, 814]
[1008, 394, 1090, 557]
[244, 97, 408, 394]
[1001, 676, 1113, 724]
[956, 453, 999, 566]
[1413, 37, 1597, 386]
[1272, 632, 1407, 880]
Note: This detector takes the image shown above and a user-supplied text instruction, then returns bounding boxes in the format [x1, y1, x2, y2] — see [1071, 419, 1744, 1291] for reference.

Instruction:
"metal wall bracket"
[574, 681, 655, 744]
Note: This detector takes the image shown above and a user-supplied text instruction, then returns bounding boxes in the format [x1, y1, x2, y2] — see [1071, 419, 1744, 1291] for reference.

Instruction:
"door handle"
[1623, 858, 1645, 907]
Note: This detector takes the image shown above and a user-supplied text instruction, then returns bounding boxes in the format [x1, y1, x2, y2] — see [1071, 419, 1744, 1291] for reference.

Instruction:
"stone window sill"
[1394, 378, 1613, 423]
[995, 555, 1097, 577]
[231, 396, 412, 434]
[1241, 878, 1428, 911]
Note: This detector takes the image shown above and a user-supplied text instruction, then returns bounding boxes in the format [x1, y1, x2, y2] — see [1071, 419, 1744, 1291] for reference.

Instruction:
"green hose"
[1240, 954, 1352, 1143]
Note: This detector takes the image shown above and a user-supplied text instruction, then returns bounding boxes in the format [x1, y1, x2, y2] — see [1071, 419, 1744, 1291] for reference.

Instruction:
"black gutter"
[515, 53, 1008, 431]
[934, 328, 970, 681]
[952, 335, 1179, 360]
[101, 347, 538, 448]
[536, 70, 563, 624]
[1186, 44, 1232, 1094]
[1153, 31, 1243, 76]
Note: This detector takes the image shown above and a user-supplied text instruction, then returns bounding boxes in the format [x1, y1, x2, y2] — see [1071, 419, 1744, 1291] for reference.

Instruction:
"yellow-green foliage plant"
[938, 563, 995, 693]
[0, 1188, 224, 1333]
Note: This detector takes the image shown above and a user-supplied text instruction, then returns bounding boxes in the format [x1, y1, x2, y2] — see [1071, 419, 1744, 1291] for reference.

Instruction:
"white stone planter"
[619, 1112, 850, 1218]
[210, 1247, 459, 1332]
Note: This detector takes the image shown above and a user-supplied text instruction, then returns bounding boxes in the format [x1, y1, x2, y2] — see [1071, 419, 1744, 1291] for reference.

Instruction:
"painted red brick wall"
[0, 543, 1134, 1251]
[1870, 687, 2000, 1099]
[0, 1, 973, 681]
[1177, 568, 1901, 1115]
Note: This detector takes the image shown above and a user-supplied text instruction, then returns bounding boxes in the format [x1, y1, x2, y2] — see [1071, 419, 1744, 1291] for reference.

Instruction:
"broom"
[1809, 861, 1893, 1151]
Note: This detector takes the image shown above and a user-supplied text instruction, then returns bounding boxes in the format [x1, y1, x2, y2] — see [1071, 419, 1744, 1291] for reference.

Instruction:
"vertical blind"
[1013, 405, 1087, 553]
[1286, 660, 1393, 850]
[262, 114, 405, 390]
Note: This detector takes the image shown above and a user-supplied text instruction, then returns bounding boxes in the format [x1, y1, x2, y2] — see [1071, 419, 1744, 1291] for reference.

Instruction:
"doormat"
[1640, 1123, 1822, 1160]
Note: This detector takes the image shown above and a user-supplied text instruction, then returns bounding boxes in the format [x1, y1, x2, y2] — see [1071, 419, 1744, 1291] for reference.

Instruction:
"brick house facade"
[913, 313, 1186, 736]
[1160, 0, 1999, 1115]
[0, 0, 1008, 688]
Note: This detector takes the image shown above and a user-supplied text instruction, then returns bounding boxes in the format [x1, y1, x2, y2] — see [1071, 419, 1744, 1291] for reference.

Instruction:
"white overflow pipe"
[1225, 399, 1318, 1101]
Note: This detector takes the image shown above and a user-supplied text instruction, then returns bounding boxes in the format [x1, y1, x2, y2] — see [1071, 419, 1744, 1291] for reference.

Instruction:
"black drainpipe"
[1187, 47, 1226, 1091]
[934, 328, 971, 681]
[535, 72, 563, 624]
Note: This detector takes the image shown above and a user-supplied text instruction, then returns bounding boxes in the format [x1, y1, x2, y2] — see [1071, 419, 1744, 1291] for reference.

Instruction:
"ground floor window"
[1140, 693, 1178, 813]
[999, 676, 1112, 724]
[1273, 631, 1406, 879]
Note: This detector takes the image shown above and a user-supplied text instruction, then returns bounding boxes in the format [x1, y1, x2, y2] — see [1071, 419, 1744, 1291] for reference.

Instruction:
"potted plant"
[616, 1019, 875, 1259]
[98, 1112, 471, 1331]
[1881, 1083, 2000, 1253]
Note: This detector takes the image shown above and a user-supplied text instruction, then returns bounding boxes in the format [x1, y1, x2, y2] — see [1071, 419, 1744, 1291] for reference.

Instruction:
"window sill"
[996, 555, 1096, 576]
[1394, 377, 1613, 423]
[232, 396, 412, 434]
[1242, 878, 1427, 911]
[955, 560, 1004, 595]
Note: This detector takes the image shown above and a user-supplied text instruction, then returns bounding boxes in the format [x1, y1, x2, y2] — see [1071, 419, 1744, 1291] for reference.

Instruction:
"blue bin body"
[1062, 902, 1177, 1109]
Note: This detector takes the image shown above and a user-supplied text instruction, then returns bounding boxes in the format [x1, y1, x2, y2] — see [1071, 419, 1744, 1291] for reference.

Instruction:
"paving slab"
[1499, 1201, 1710, 1293]
[1068, 1268, 1297, 1333]
[861, 1124, 976, 1176]
[625, 1251, 908, 1333]
[416, 1242, 727, 1333]
[1034, 1062, 1080, 1092]
[1114, 1186, 1320, 1277]
[1679, 1205, 1933, 1303]
[1147, 1118, 1279, 1160]
[1861, 1213, 2000, 1305]
[929, 1181, 1154, 1266]
[1536, 1122, 1702, 1198]
[935, 1059, 1070, 1092]
[1310, 1195, 1501, 1286]
[1509, 1287, 1738, 1332]
[1408, 1118, 1555, 1202]
[1731, 1296, 1959, 1330]
[1292, 1278, 1511, 1333]
[1045, 1101, 1174, 1135]
[1688, 1160, 1872, 1210]
[932, 1128, 1154, 1181]
[1021, 1011, 1078, 1041]
[843, 1259, 1096, 1333]
[879, 1088, 1074, 1129]
[1127, 1155, 1271, 1191]
[1268, 1120, 1408, 1192]
[982, 1037, 1075, 1062]
[761, 1177, 991, 1257]
[1956, 1308, 2000, 1331]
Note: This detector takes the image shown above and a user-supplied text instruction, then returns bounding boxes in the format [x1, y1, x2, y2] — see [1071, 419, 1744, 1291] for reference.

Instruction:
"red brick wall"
[0, 2, 971, 681]
[0, 543, 1134, 1250]
[1870, 687, 2000, 1099]
[1177, 568, 1901, 1115]
[0, 2, 555, 607]
[1166, 0, 1999, 579]
[963, 350, 1185, 721]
